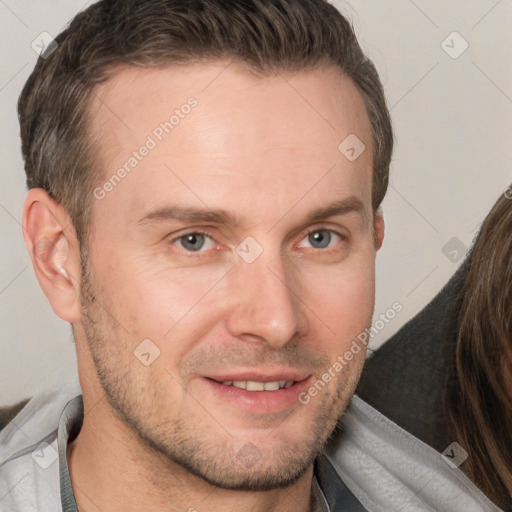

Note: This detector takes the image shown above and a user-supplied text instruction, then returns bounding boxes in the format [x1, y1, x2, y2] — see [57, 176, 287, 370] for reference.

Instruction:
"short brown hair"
[448, 188, 512, 508]
[18, 0, 393, 248]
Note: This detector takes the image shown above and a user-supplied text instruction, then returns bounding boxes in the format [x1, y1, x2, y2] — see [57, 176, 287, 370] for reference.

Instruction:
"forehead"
[87, 61, 373, 226]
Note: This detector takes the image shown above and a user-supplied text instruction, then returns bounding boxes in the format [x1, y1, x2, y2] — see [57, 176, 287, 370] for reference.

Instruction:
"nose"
[225, 252, 308, 349]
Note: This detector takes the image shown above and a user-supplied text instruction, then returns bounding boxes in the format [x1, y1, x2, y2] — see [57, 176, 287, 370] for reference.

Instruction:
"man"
[0, 1, 500, 511]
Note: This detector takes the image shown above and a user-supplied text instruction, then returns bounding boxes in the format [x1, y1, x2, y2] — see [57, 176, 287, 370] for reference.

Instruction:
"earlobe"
[22, 189, 82, 323]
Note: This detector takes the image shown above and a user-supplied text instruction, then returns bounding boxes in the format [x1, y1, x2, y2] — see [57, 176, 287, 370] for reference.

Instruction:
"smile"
[201, 373, 314, 414]
[218, 380, 295, 391]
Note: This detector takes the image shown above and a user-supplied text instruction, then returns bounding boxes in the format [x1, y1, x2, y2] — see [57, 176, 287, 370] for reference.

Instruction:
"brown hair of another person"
[450, 186, 512, 508]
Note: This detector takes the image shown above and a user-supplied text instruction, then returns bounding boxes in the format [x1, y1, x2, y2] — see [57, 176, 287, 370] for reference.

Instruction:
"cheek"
[95, 257, 229, 355]
[299, 259, 375, 346]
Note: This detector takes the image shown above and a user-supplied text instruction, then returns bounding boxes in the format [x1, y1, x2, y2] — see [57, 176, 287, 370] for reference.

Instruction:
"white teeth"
[247, 381, 265, 391]
[263, 381, 280, 391]
[222, 380, 295, 391]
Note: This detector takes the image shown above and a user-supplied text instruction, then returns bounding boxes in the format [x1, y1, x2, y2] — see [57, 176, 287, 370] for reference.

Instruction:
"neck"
[67, 396, 315, 512]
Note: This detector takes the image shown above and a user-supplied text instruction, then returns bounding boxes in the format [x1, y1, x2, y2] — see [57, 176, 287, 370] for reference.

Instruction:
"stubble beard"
[78, 260, 365, 491]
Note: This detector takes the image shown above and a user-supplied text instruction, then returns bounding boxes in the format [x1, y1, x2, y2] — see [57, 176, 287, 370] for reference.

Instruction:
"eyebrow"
[137, 196, 367, 228]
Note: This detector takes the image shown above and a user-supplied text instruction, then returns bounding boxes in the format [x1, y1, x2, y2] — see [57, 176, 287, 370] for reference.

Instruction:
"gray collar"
[58, 395, 365, 512]
[58, 395, 82, 512]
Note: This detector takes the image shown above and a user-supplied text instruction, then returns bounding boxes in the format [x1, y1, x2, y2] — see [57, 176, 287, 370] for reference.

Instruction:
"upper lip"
[205, 370, 311, 383]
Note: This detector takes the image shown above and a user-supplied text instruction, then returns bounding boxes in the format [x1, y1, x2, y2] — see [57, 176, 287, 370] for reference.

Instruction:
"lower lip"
[202, 377, 313, 414]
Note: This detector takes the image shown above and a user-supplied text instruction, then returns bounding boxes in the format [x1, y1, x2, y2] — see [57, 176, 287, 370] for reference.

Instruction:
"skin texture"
[23, 61, 384, 512]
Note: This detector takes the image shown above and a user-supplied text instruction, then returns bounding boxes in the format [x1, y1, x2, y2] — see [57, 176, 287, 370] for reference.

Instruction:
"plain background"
[0, 0, 511, 405]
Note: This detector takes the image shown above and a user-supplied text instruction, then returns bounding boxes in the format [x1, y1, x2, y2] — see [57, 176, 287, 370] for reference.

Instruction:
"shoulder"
[0, 380, 81, 512]
[325, 395, 502, 512]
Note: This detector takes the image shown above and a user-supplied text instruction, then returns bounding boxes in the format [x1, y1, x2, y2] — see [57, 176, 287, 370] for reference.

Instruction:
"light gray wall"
[1, 0, 511, 404]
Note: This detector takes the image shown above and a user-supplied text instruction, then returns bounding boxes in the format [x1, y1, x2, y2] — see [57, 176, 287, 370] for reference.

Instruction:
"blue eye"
[174, 233, 216, 252]
[299, 229, 342, 250]
[171, 228, 344, 256]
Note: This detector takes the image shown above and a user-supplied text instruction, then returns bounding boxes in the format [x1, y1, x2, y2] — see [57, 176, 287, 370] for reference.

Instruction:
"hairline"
[80, 58, 379, 249]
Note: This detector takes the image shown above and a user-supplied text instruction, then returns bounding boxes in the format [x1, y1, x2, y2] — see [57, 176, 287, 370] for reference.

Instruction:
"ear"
[373, 209, 385, 250]
[22, 189, 82, 323]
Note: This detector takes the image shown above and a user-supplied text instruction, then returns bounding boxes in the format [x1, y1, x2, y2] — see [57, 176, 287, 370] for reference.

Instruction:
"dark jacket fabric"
[356, 261, 468, 453]
[0, 400, 29, 432]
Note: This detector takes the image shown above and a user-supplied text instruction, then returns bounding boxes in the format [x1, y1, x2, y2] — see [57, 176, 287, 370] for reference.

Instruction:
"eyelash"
[169, 226, 347, 257]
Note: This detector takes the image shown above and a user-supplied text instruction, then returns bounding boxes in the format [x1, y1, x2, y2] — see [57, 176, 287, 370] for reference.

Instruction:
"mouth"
[209, 378, 297, 391]
[201, 372, 313, 414]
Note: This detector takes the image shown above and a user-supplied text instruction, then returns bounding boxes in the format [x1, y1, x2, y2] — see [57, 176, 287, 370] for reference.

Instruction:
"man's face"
[78, 61, 380, 490]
